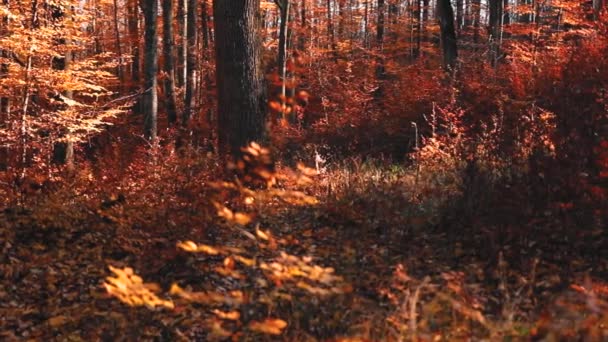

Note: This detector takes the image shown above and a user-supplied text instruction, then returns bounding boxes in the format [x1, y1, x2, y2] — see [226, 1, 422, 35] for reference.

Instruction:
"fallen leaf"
[249, 318, 288, 335]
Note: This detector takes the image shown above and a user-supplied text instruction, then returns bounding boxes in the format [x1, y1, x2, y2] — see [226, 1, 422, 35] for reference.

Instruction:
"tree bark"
[489, 0, 504, 66]
[214, 0, 267, 157]
[437, 0, 458, 70]
[177, 0, 187, 88]
[141, 0, 159, 140]
[184, 0, 197, 125]
[593, 0, 604, 20]
[456, 0, 463, 32]
[472, 0, 480, 45]
[163, 0, 178, 125]
[299, 0, 306, 50]
[275, 0, 290, 121]
[377, 0, 385, 45]
[113, 0, 123, 83]
[128, 0, 140, 82]
[201, 0, 210, 50]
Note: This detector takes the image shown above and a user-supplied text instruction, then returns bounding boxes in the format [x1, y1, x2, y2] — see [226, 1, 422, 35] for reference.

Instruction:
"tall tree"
[183, 0, 197, 124]
[456, 0, 463, 32]
[377, 0, 385, 44]
[141, 0, 159, 140]
[177, 0, 187, 88]
[275, 0, 290, 121]
[213, 0, 266, 156]
[489, 0, 504, 66]
[128, 0, 140, 82]
[163, 0, 178, 125]
[437, 0, 458, 70]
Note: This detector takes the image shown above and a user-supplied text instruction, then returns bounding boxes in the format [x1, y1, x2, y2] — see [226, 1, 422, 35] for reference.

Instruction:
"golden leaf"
[104, 266, 174, 310]
[212, 309, 240, 321]
[176, 241, 222, 255]
[256, 227, 271, 241]
[249, 318, 288, 335]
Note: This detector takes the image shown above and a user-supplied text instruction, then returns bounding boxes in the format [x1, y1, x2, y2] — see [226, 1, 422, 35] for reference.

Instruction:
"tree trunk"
[128, 0, 139, 82]
[184, 0, 197, 125]
[213, 0, 267, 157]
[327, 0, 337, 54]
[472, 0, 480, 45]
[456, 0, 463, 32]
[50, 7, 74, 170]
[112, 0, 123, 83]
[52, 49, 74, 170]
[437, 0, 458, 70]
[299, 0, 306, 50]
[593, 0, 604, 20]
[201, 0, 210, 50]
[163, 0, 178, 125]
[377, 0, 385, 45]
[177, 0, 187, 88]
[141, 0, 158, 140]
[276, 0, 290, 121]
[0, 0, 10, 122]
[413, 0, 421, 58]
[489, 0, 503, 66]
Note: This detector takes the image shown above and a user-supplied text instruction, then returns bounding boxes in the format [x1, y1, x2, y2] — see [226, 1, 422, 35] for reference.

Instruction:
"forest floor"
[1, 152, 608, 341]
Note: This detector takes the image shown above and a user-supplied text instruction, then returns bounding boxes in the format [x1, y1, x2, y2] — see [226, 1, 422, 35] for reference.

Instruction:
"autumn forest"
[1, 0, 608, 340]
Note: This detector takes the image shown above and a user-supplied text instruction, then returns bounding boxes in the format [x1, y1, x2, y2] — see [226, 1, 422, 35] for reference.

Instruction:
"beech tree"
[0, 0, 119, 173]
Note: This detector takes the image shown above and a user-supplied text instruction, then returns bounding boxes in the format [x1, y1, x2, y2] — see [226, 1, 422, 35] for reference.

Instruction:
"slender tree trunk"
[422, 0, 429, 22]
[472, 0, 480, 45]
[128, 0, 139, 82]
[141, 0, 159, 140]
[184, 0, 197, 125]
[52, 50, 74, 170]
[201, 0, 209, 50]
[593, 0, 604, 20]
[374, 0, 386, 101]
[456, 0, 463, 32]
[364, 0, 369, 46]
[177, 0, 187, 88]
[163, 0, 178, 125]
[489, 0, 504, 66]
[276, 0, 290, 121]
[464, 0, 471, 26]
[377, 0, 385, 45]
[327, 0, 337, 54]
[437, 0, 458, 70]
[0, 0, 10, 122]
[51, 7, 74, 170]
[299, 0, 307, 49]
[214, 0, 267, 157]
[113, 0, 123, 83]
[413, 0, 421, 58]
[338, 0, 345, 38]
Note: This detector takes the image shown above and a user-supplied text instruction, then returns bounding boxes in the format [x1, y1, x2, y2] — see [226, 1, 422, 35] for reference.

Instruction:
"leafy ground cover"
[1, 143, 607, 340]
